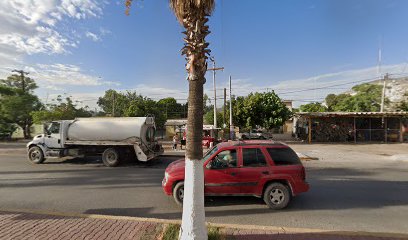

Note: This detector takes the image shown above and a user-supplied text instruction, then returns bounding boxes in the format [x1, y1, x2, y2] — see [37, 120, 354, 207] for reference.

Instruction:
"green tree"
[397, 101, 408, 111]
[0, 119, 16, 139]
[0, 74, 38, 93]
[325, 83, 386, 112]
[31, 97, 92, 123]
[97, 89, 127, 117]
[0, 85, 16, 138]
[157, 97, 187, 119]
[233, 92, 292, 130]
[231, 96, 246, 129]
[0, 85, 14, 95]
[0, 74, 42, 138]
[0, 93, 42, 138]
[97, 90, 170, 128]
[299, 102, 328, 112]
[396, 92, 408, 111]
[203, 109, 224, 126]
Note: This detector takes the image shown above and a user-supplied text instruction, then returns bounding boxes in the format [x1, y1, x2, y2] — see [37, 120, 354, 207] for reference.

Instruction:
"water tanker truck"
[27, 117, 163, 167]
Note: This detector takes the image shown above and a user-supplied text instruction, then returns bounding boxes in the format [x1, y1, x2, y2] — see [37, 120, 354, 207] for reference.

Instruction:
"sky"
[1, 0, 408, 109]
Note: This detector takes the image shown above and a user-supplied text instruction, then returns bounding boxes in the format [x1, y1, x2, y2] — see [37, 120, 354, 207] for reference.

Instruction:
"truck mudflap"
[133, 144, 163, 162]
[134, 145, 148, 161]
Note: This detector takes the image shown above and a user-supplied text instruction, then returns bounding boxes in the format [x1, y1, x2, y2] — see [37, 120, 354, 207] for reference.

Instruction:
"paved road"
[1, 145, 408, 235]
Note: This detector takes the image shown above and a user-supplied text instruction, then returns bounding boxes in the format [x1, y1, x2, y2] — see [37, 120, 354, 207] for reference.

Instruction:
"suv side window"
[267, 147, 301, 165]
[242, 148, 267, 167]
[211, 149, 237, 168]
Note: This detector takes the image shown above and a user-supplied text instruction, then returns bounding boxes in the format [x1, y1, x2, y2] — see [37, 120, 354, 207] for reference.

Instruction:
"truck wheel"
[102, 148, 120, 167]
[28, 146, 45, 164]
[263, 183, 291, 210]
[173, 181, 184, 206]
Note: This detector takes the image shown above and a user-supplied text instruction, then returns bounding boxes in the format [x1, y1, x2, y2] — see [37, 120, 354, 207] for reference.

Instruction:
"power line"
[276, 76, 380, 95]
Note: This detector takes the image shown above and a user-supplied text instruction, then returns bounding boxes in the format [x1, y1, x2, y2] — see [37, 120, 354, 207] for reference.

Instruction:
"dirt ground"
[290, 143, 408, 163]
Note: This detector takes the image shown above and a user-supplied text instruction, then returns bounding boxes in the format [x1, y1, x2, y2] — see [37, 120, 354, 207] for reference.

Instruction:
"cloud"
[124, 84, 189, 102]
[214, 63, 408, 107]
[27, 63, 120, 89]
[0, 0, 104, 56]
[85, 31, 101, 42]
[43, 92, 104, 109]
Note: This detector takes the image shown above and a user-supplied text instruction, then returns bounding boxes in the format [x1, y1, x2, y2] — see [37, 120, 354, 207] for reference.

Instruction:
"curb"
[1, 208, 407, 239]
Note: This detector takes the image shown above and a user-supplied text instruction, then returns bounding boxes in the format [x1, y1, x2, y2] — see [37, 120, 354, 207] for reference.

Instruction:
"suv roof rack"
[232, 140, 285, 146]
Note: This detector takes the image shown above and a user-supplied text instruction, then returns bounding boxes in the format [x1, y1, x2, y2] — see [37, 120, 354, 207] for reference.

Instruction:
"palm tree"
[126, 1, 215, 239]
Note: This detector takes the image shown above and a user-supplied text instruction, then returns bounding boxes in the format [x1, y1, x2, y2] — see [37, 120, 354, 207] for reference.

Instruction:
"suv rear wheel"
[263, 182, 291, 209]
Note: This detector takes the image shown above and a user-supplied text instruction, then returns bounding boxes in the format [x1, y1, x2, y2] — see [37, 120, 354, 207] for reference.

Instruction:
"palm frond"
[169, 0, 215, 23]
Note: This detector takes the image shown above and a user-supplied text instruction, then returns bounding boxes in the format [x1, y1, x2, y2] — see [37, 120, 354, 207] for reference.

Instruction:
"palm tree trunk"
[178, 4, 211, 239]
[180, 74, 206, 240]
[124, 1, 213, 238]
[155, 1, 214, 239]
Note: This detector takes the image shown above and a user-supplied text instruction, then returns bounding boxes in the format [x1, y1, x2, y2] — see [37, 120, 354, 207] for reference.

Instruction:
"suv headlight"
[164, 172, 169, 185]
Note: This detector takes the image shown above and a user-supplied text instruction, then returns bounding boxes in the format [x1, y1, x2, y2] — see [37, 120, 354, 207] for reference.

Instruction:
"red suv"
[162, 140, 309, 209]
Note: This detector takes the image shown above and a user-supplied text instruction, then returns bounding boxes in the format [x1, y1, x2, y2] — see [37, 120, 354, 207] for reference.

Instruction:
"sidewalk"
[0, 210, 406, 240]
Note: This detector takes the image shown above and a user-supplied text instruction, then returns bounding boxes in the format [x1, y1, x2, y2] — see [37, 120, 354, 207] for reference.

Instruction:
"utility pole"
[223, 88, 227, 129]
[380, 73, 388, 112]
[207, 57, 224, 134]
[229, 76, 234, 140]
[12, 69, 29, 93]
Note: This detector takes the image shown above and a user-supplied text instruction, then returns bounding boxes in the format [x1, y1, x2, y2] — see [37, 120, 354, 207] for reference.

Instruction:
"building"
[295, 112, 408, 143]
[164, 119, 187, 140]
[271, 100, 294, 135]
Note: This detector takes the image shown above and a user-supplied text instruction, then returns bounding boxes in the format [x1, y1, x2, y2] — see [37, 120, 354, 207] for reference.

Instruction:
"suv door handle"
[230, 172, 237, 176]
[262, 171, 269, 175]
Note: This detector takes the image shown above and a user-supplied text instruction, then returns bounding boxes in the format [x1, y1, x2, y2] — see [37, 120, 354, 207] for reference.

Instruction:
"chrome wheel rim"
[269, 188, 284, 205]
[30, 150, 41, 161]
[106, 151, 117, 164]
[178, 187, 184, 200]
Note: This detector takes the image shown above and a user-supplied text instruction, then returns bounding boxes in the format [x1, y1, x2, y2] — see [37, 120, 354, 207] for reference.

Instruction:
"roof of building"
[295, 112, 408, 117]
[164, 119, 187, 126]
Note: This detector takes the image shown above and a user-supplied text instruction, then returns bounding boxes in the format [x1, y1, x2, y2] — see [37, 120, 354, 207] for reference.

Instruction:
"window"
[242, 148, 266, 167]
[212, 149, 237, 168]
[267, 147, 301, 165]
[48, 122, 60, 134]
[204, 146, 218, 162]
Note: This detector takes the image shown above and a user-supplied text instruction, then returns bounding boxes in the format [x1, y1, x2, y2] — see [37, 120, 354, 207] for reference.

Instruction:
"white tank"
[67, 117, 155, 141]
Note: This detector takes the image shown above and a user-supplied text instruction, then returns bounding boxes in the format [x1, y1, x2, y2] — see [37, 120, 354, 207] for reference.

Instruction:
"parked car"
[202, 136, 215, 148]
[162, 140, 309, 209]
[237, 129, 272, 140]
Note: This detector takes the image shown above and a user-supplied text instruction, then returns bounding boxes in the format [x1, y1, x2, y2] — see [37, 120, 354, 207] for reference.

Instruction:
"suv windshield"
[203, 146, 218, 161]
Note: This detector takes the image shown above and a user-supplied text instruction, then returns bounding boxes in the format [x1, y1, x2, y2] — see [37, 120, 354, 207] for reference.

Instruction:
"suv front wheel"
[173, 181, 184, 206]
[263, 182, 291, 209]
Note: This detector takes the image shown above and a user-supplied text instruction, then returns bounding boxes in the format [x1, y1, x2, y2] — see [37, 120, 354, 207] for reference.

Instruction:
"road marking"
[1, 208, 407, 238]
